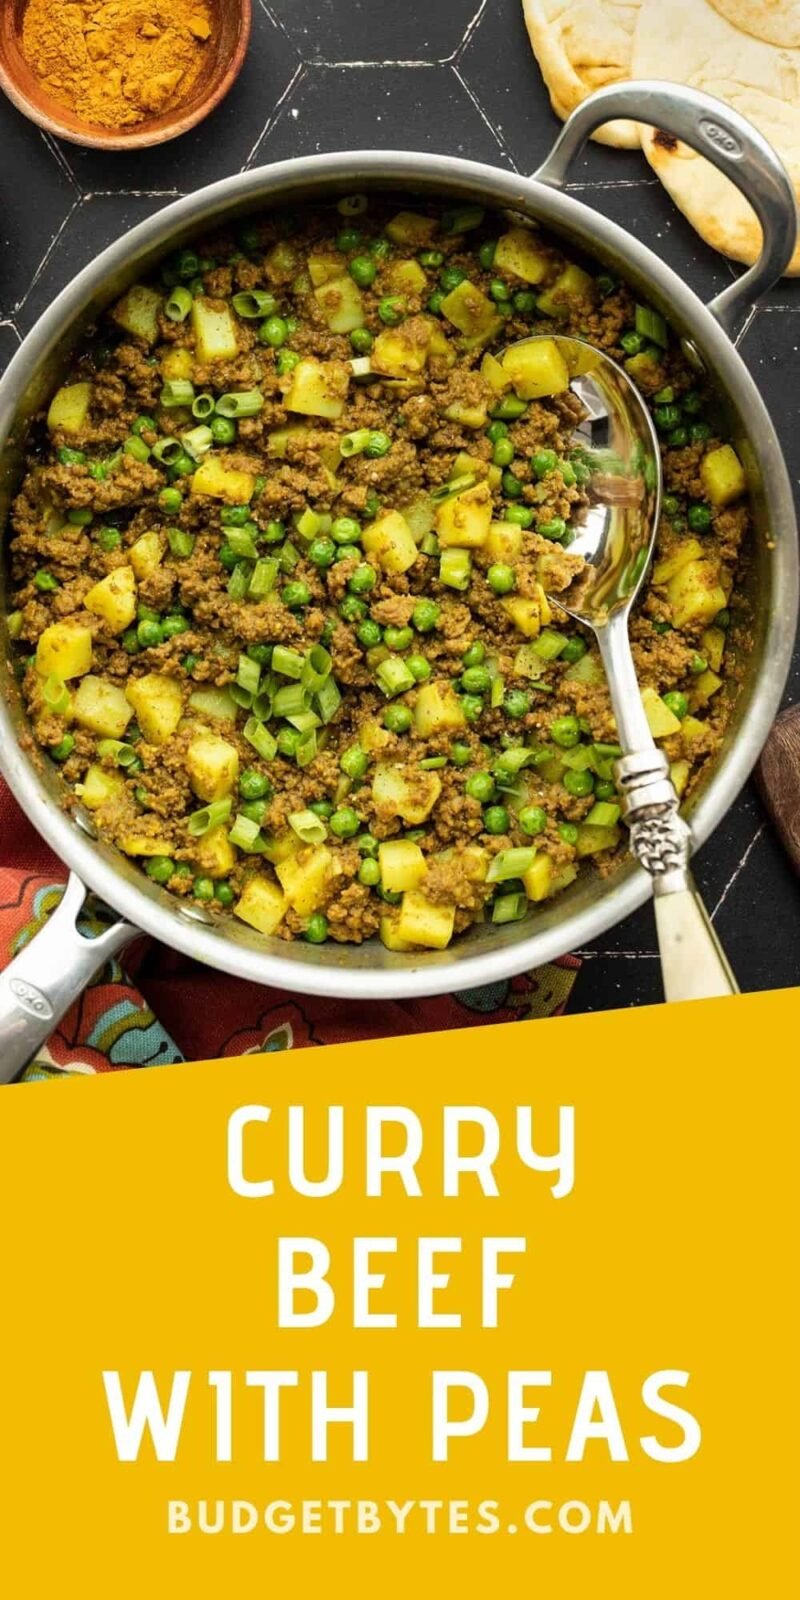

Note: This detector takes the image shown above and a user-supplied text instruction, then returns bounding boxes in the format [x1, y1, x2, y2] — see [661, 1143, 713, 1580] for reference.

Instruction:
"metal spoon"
[505, 333, 738, 1002]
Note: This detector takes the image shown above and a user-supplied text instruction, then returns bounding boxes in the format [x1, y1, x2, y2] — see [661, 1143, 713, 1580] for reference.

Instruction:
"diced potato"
[401, 494, 436, 543]
[681, 715, 707, 744]
[266, 424, 310, 459]
[379, 913, 415, 952]
[191, 455, 254, 504]
[502, 595, 542, 639]
[670, 759, 691, 797]
[234, 875, 288, 937]
[523, 853, 553, 902]
[575, 823, 621, 857]
[414, 682, 466, 736]
[72, 675, 134, 739]
[260, 830, 296, 866]
[689, 668, 723, 711]
[187, 688, 238, 724]
[112, 284, 162, 343]
[193, 824, 237, 878]
[162, 347, 194, 381]
[494, 227, 550, 284]
[701, 626, 726, 673]
[385, 211, 437, 247]
[191, 297, 238, 364]
[387, 258, 427, 295]
[363, 510, 418, 575]
[461, 845, 490, 883]
[624, 351, 662, 389]
[128, 531, 163, 579]
[84, 566, 137, 634]
[653, 539, 704, 585]
[186, 730, 239, 801]
[79, 764, 125, 810]
[265, 240, 300, 284]
[641, 686, 682, 739]
[396, 890, 455, 950]
[359, 718, 392, 754]
[443, 397, 488, 429]
[119, 831, 174, 858]
[564, 651, 602, 685]
[379, 840, 427, 893]
[372, 762, 442, 825]
[372, 320, 432, 377]
[435, 482, 492, 549]
[480, 350, 511, 393]
[486, 520, 524, 564]
[276, 846, 333, 917]
[47, 381, 92, 436]
[551, 861, 579, 895]
[700, 444, 746, 507]
[537, 263, 595, 317]
[36, 621, 93, 681]
[307, 250, 344, 287]
[501, 338, 570, 399]
[440, 279, 502, 343]
[285, 357, 350, 419]
[126, 673, 184, 746]
[313, 274, 365, 334]
[667, 559, 728, 629]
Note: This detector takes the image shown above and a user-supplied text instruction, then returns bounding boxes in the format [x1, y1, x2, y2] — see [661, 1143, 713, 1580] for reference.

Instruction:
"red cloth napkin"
[0, 780, 580, 1079]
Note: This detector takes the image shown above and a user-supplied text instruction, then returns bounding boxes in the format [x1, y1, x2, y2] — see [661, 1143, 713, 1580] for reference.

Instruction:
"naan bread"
[633, 0, 800, 274]
[707, 0, 800, 48]
[522, 0, 642, 147]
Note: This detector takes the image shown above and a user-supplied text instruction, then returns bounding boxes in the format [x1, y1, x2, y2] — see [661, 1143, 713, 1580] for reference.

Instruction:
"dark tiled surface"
[0, 0, 797, 1006]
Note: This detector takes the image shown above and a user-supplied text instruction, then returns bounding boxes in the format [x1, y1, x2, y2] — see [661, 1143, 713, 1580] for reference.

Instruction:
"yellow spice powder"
[22, 0, 213, 129]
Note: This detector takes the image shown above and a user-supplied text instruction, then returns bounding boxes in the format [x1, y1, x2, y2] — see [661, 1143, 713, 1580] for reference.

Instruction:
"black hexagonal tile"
[17, 193, 177, 334]
[57, 4, 300, 194]
[266, 0, 482, 64]
[248, 63, 508, 166]
[0, 106, 79, 318]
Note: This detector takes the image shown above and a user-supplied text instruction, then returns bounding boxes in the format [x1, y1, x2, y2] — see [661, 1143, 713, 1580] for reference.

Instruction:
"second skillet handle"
[0, 873, 138, 1085]
[532, 79, 798, 338]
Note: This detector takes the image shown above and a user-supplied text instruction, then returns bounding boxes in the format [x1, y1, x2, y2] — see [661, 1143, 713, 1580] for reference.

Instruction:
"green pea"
[193, 876, 215, 902]
[503, 689, 530, 718]
[330, 806, 360, 839]
[419, 248, 445, 268]
[240, 799, 268, 826]
[159, 487, 183, 515]
[379, 887, 402, 906]
[331, 516, 362, 543]
[502, 469, 523, 499]
[412, 599, 439, 632]
[96, 527, 121, 552]
[487, 563, 516, 595]
[383, 704, 413, 734]
[690, 653, 708, 675]
[513, 290, 538, 314]
[689, 422, 711, 443]
[349, 255, 377, 288]
[57, 446, 86, 466]
[461, 665, 491, 695]
[34, 570, 59, 592]
[339, 595, 367, 624]
[358, 857, 381, 887]
[478, 240, 497, 270]
[340, 746, 369, 781]
[308, 536, 337, 568]
[505, 504, 533, 527]
[350, 327, 373, 354]
[489, 279, 511, 303]
[277, 349, 300, 376]
[240, 769, 272, 801]
[260, 315, 288, 348]
[406, 654, 431, 682]
[221, 504, 252, 527]
[348, 563, 376, 595]
[137, 619, 164, 648]
[309, 800, 334, 819]
[247, 643, 273, 666]
[466, 771, 495, 803]
[460, 693, 484, 723]
[559, 822, 579, 845]
[369, 237, 390, 260]
[561, 637, 587, 665]
[550, 714, 581, 749]
[531, 449, 558, 479]
[668, 427, 689, 448]
[687, 503, 712, 533]
[483, 805, 509, 834]
[654, 403, 682, 431]
[215, 882, 235, 907]
[563, 768, 594, 797]
[336, 543, 361, 563]
[427, 290, 445, 315]
[337, 227, 362, 252]
[305, 913, 329, 944]
[161, 614, 189, 639]
[716, 609, 731, 630]
[68, 506, 94, 526]
[366, 431, 391, 458]
[439, 266, 466, 292]
[620, 331, 643, 356]
[486, 420, 508, 444]
[282, 581, 311, 609]
[492, 437, 515, 468]
[462, 641, 485, 668]
[681, 390, 704, 416]
[357, 619, 382, 648]
[121, 628, 140, 655]
[50, 734, 75, 762]
[519, 805, 547, 837]
[662, 494, 681, 516]
[663, 690, 688, 720]
[145, 856, 176, 885]
[596, 273, 616, 298]
[537, 517, 567, 541]
[379, 296, 405, 326]
[450, 741, 471, 767]
[594, 780, 616, 802]
[384, 625, 413, 652]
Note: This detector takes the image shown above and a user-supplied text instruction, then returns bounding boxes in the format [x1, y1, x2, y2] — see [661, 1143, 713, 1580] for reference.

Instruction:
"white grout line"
[452, 0, 490, 63]
[450, 63, 518, 172]
[243, 60, 306, 169]
[11, 195, 82, 319]
[574, 949, 660, 960]
[709, 823, 766, 921]
[311, 58, 440, 69]
[39, 130, 82, 196]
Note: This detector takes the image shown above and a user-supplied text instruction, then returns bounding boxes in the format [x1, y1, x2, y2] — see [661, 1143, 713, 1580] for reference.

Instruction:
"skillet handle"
[0, 873, 138, 1085]
[532, 79, 798, 337]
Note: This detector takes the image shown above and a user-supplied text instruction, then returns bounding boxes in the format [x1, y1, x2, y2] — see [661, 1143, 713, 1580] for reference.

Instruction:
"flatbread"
[522, 0, 642, 148]
[707, 0, 800, 48]
[633, 0, 800, 274]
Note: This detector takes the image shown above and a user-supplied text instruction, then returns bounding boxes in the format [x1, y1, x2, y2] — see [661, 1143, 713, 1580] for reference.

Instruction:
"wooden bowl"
[0, 0, 252, 150]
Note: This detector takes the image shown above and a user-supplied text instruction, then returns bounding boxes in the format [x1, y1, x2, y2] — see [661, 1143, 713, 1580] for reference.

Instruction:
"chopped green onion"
[439, 548, 472, 590]
[165, 286, 193, 323]
[226, 525, 259, 559]
[288, 808, 328, 845]
[315, 675, 342, 724]
[295, 729, 318, 767]
[233, 290, 279, 319]
[227, 562, 251, 601]
[181, 424, 213, 460]
[272, 644, 305, 679]
[160, 379, 195, 408]
[97, 738, 138, 768]
[244, 718, 277, 761]
[166, 527, 195, 559]
[237, 654, 261, 695]
[419, 756, 447, 770]
[191, 393, 215, 420]
[486, 847, 536, 883]
[376, 656, 416, 697]
[443, 205, 485, 234]
[187, 796, 233, 837]
[432, 472, 478, 502]
[42, 675, 71, 715]
[278, 541, 300, 573]
[340, 428, 372, 459]
[152, 437, 184, 465]
[494, 746, 534, 779]
[286, 708, 321, 733]
[228, 813, 264, 851]
[273, 681, 309, 719]
[295, 508, 322, 540]
[302, 644, 332, 692]
[215, 390, 264, 418]
[123, 435, 150, 463]
[490, 674, 505, 709]
[252, 688, 274, 721]
[532, 629, 567, 661]
[635, 304, 668, 349]
[492, 892, 528, 924]
[248, 557, 279, 597]
[229, 684, 253, 709]
[584, 801, 621, 828]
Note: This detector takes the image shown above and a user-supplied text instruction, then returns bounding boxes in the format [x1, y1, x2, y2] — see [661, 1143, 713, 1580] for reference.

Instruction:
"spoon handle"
[597, 623, 739, 1002]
